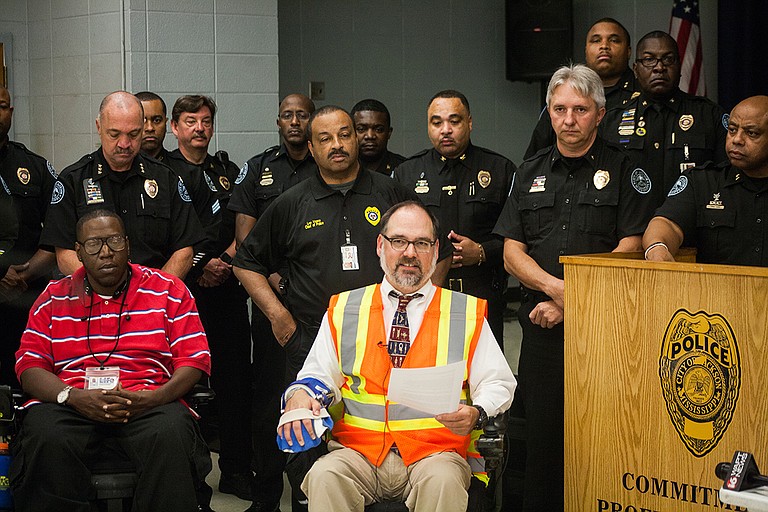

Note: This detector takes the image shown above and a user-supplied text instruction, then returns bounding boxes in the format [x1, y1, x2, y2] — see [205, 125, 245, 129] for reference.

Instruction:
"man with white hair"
[493, 64, 652, 510]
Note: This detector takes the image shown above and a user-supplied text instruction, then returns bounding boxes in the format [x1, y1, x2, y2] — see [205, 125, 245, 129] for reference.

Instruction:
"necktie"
[388, 291, 422, 368]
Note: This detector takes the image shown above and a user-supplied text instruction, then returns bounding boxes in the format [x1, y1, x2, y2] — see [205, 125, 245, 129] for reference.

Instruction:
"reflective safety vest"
[328, 284, 486, 467]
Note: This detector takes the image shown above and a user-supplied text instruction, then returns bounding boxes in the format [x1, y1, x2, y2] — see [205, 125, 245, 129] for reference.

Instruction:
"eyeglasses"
[77, 235, 128, 255]
[279, 111, 310, 121]
[382, 235, 435, 253]
[635, 55, 677, 68]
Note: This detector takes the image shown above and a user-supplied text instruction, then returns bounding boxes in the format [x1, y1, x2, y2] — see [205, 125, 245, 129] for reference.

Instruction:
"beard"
[380, 251, 437, 290]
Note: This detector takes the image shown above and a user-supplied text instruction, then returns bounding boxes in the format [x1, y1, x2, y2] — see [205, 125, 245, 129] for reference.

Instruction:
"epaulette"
[58, 153, 94, 177]
[401, 148, 431, 162]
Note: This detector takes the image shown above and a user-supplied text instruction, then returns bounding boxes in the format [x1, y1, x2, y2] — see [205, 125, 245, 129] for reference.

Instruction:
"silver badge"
[593, 170, 610, 190]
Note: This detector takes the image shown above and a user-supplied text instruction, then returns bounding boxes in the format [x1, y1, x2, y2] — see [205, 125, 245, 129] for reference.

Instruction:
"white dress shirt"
[294, 279, 516, 418]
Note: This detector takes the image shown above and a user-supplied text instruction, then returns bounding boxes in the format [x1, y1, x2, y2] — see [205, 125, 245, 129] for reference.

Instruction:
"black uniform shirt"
[234, 169, 417, 326]
[394, 144, 515, 279]
[602, 88, 728, 209]
[41, 149, 204, 269]
[524, 67, 639, 159]
[164, 149, 224, 265]
[0, 139, 56, 264]
[494, 137, 652, 280]
[655, 162, 768, 266]
[0, 176, 17, 272]
[367, 150, 406, 176]
[228, 144, 318, 220]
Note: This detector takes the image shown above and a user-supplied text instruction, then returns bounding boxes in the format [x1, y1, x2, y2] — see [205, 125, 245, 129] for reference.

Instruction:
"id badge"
[85, 366, 120, 390]
[680, 162, 696, 172]
[341, 244, 360, 271]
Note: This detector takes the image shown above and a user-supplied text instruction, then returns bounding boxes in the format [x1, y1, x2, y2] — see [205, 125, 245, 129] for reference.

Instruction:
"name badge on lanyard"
[341, 228, 359, 271]
[85, 366, 120, 390]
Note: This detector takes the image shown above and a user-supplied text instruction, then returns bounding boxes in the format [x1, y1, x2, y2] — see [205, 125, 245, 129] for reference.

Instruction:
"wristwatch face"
[57, 386, 71, 404]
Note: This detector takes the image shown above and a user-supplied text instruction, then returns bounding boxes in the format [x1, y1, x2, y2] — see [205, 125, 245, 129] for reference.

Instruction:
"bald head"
[96, 92, 144, 171]
[726, 95, 768, 177]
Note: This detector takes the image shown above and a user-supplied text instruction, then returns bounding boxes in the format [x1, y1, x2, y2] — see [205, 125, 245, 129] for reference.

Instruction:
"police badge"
[477, 170, 491, 188]
[144, 179, 159, 199]
[659, 309, 741, 457]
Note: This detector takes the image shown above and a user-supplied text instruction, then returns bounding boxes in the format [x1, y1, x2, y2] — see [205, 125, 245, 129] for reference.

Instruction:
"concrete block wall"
[278, 0, 718, 164]
[0, 0, 280, 170]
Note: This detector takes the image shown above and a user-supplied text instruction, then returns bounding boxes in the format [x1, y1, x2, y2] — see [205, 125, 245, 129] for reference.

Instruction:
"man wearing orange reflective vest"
[278, 200, 516, 511]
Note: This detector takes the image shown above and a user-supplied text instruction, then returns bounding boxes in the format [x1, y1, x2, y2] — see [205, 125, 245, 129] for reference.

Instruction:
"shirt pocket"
[577, 188, 619, 235]
[696, 208, 736, 229]
[136, 199, 171, 248]
[519, 192, 555, 238]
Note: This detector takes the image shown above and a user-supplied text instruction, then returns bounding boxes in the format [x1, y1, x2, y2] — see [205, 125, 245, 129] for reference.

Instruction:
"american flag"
[669, 0, 706, 96]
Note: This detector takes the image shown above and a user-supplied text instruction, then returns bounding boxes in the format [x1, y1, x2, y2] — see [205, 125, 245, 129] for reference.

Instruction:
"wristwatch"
[473, 405, 489, 430]
[57, 385, 74, 405]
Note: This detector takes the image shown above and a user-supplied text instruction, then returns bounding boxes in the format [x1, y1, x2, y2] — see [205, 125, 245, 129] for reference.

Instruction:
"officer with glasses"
[602, 30, 728, 209]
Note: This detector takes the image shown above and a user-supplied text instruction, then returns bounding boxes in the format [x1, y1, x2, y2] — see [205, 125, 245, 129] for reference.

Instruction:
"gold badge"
[679, 114, 694, 131]
[364, 206, 381, 226]
[631, 91, 641, 99]
[477, 170, 491, 189]
[593, 170, 610, 190]
[17, 167, 30, 185]
[144, 179, 158, 199]
[219, 176, 231, 190]
[659, 309, 741, 457]
[636, 127, 646, 136]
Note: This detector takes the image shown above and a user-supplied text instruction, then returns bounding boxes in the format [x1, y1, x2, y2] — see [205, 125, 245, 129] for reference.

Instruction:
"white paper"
[387, 361, 465, 415]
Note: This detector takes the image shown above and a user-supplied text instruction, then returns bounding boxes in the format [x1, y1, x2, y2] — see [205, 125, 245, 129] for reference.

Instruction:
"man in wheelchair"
[278, 201, 516, 511]
[10, 210, 212, 511]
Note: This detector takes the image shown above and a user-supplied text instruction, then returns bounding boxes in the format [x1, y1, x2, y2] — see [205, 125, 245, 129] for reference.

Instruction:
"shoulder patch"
[204, 172, 218, 192]
[0, 176, 10, 195]
[235, 163, 248, 185]
[46, 161, 58, 179]
[722, 113, 730, 130]
[177, 179, 192, 202]
[668, 175, 688, 197]
[631, 168, 652, 195]
[51, 181, 65, 204]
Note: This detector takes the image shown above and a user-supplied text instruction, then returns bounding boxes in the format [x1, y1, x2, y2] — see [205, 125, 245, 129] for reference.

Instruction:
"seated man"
[643, 95, 768, 266]
[279, 200, 516, 512]
[11, 209, 212, 512]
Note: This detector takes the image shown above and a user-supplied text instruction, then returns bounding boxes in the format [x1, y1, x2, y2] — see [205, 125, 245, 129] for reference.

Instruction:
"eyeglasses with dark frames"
[77, 235, 128, 255]
[382, 235, 435, 253]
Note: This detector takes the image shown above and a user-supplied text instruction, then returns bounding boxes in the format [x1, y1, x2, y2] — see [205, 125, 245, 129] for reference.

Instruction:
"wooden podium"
[562, 252, 768, 511]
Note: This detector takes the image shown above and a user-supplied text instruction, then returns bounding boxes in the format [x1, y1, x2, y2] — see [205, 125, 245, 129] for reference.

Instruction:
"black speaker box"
[506, 0, 573, 82]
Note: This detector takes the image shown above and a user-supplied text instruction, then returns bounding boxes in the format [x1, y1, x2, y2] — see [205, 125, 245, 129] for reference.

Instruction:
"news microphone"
[716, 452, 768, 491]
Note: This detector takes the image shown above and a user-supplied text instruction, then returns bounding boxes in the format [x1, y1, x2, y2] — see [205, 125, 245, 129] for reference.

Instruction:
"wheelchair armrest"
[475, 412, 507, 472]
[186, 384, 215, 408]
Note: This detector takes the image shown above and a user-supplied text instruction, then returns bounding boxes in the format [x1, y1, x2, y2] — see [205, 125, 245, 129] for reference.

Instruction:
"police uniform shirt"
[655, 162, 768, 266]
[0, 177, 17, 273]
[165, 149, 225, 264]
[493, 137, 652, 280]
[233, 168, 418, 326]
[394, 144, 515, 282]
[228, 143, 318, 221]
[524, 67, 639, 160]
[370, 150, 406, 176]
[602, 88, 728, 209]
[0, 139, 56, 265]
[41, 149, 205, 269]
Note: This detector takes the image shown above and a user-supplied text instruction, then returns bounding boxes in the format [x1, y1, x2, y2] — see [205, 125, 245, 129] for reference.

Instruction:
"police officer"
[0, 85, 58, 386]
[602, 31, 728, 209]
[135, 91, 169, 162]
[525, 17, 639, 158]
[227, 93, 316, 512]
[233, 106, 428, 512]
[162, 94, 253, 501]
[350, 98, 405, 175]
[394, 90, 515, 343]
[493, 65, 651, 511]
[643, 95, 768, 266]
[41, 91, 204, 279]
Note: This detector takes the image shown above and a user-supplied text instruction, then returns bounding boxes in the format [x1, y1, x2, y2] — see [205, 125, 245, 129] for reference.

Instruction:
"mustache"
[329, 148, 350, 158]
[396, 257, 422, 270]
